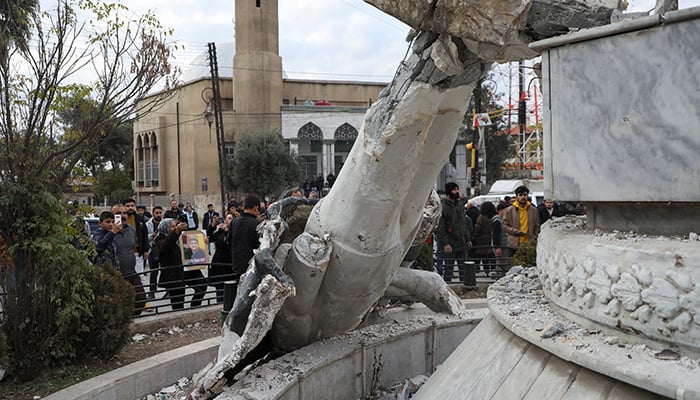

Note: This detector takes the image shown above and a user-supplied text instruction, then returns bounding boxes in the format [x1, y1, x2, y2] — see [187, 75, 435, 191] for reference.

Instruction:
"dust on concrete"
[488, 267, 700, 397]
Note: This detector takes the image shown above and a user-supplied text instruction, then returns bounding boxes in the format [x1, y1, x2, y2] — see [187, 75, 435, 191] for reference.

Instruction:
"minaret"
[233, 0, 283, 135]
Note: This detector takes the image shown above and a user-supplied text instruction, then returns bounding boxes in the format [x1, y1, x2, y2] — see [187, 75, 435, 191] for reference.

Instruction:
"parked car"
[468, 193, 507, 208]
[84, 217, 99, 237]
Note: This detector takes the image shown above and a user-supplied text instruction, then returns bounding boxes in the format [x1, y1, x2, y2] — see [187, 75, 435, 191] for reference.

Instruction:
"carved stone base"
[537, 216, 700, 353]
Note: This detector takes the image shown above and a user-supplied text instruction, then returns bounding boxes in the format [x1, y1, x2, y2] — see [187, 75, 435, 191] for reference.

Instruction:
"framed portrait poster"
[179, 230, 209, 270]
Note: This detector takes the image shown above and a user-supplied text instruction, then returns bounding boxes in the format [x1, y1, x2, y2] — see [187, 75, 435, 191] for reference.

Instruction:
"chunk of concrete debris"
[654, 349, 680, 360]
[603, 335, 620, 345]
[160, 386, 178, 394]
[540, 320, 566, 338]
[508, 305, 523, 316]
[131, 333, 147, 342]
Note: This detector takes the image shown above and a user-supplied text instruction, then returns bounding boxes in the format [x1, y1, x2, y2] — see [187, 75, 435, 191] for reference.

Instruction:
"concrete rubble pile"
[189, 1, 623, 398]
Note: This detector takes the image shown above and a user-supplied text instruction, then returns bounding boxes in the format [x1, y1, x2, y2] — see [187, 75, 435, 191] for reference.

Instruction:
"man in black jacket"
[434, 182, 474, 289]
[537, 198, 562, 224]
[229, 196, 262, 282]
[164, 199, 184, 220]
[202, 203, 220, 233]
[122, 198, 150, 295]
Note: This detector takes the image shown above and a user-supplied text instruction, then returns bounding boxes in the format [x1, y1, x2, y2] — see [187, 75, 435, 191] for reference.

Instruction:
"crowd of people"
[301, 172, 335, 198]
[89, 196, 271, 313]
[86, 178, 579, 314]
[433, 181, 575, 289]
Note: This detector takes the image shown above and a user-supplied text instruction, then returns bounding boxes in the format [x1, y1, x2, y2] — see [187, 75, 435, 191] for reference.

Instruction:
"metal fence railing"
[434, 245, 511, 285]
[130, 262, 235, 317]
[0, 245, 514, 318]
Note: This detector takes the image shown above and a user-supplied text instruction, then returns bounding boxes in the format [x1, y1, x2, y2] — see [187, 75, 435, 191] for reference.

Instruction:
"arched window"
[136, 135, 145, 186]
[149, 132, 159, 186]
[334, 123, 358, 140]
[297, 122, 322, 140]
[136, 132, 159, 188]
[334, 123, 357, 153]
[146, 131, 157, 148]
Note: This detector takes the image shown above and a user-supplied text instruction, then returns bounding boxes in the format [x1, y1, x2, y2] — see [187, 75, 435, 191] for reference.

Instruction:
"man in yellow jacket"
[502, 185, 540, 257]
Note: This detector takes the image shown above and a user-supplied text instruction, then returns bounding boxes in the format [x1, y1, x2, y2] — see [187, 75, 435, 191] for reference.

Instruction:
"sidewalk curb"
[45, 306, 224, 400]
[44, 337, 220, 400]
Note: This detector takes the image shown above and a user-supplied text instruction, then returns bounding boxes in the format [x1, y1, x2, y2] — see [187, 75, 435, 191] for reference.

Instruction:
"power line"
[336, 0, 409, 32]
[179, 60, 395, 81]
[132, 116, 204, 135]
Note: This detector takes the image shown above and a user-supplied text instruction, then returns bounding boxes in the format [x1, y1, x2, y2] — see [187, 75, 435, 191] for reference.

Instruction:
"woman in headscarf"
[472, 201, 498, 273]
[156, 218, 207, 309]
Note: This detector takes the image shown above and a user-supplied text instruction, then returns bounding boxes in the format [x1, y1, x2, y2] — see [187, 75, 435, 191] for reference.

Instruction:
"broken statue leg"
[384, 267, 465, 314]
[269, 230, 333, 350]
[191, 197, 331, 399]
[272, 33, 484, 351]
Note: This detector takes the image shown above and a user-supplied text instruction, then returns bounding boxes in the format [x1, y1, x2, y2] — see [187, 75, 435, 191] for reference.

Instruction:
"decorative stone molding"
[487, 268, 700, 399]
[537, 216, 700, 351]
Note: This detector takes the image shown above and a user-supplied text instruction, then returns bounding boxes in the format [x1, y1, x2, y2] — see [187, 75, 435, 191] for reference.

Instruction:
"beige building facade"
[133, 0, 386, 209]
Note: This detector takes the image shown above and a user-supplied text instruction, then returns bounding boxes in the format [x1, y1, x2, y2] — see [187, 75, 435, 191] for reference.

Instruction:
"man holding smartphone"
[202, 203, 219, 233]
[110, 204, 147, 315]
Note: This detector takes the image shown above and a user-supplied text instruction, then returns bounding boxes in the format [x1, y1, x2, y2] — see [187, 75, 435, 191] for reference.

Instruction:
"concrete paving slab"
[490, 344, 550, 400]
[414, 314, 671, 400]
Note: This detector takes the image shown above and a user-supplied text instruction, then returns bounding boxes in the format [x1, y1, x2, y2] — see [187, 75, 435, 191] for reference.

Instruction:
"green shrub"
[510, 240, 537, 268]
[2, 243, 133, 380]
[0, 185, 133, 381]
[79, 264, 134, 359]
[413, 242, 436, 271]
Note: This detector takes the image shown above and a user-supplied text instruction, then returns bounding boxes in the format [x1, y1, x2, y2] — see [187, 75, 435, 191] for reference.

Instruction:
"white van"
[468, 191, 544, 208]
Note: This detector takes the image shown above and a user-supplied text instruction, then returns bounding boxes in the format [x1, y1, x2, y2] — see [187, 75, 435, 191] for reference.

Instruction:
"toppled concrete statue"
[189, 1, 622, 398]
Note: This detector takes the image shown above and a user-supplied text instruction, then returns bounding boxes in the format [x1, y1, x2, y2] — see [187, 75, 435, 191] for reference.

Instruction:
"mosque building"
[132, 0, 468, 207]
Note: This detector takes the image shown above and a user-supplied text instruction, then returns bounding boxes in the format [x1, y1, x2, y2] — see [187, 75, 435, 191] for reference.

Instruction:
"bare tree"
[0, 0, 179, 191]
[0, 0, 180, 379]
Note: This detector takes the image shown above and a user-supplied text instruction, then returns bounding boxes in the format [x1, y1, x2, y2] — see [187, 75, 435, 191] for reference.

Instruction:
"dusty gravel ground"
[120, 317, 221, 367]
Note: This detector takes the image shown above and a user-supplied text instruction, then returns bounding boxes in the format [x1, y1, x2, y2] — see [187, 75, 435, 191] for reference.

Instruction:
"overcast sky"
[117, 0, 700, 83]
[39, 0, 700, 86]
[120, 0, 413, 83]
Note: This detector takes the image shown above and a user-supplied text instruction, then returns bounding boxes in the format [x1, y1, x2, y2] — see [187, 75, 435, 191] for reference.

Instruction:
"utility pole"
[471, 79, 483, 195]
[518, 61, 527, 169]
[176, 102, 181, 197]
[508, 62, 513, 131]
[207, 42, 227, 215]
